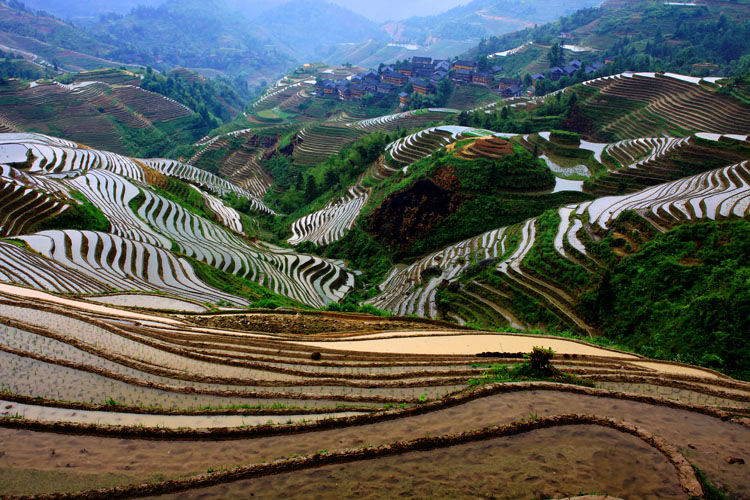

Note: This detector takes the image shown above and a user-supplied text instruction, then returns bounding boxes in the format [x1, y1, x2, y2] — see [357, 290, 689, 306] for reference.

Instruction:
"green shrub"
[32, 191, 111, 233]
[582, 221, 750, 380]
[550, 129, 581, 145]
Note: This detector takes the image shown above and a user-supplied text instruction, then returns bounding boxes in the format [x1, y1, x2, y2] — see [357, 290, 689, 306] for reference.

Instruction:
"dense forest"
[140, 68, 250, 125]
[582, 220, 750, 380]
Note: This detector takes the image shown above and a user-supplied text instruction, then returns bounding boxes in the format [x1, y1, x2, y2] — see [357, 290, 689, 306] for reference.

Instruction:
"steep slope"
[0, 79, 197, 156]
[468, 0, 750, 80]
[0, 132, 358, 307]
[0, 1, 126, 72]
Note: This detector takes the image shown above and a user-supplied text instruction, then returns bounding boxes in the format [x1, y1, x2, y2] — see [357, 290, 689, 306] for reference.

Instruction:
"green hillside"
[466, 0, 750, 83]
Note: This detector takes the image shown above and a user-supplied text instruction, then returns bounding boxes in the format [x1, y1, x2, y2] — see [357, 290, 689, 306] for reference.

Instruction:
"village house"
[377, 82, 397, 94]
[498, 77, 522, 90]
[585, 61, 605, 74]
[434, 60, 451, 71]
[431, 69, 448, 84]
[501, 85, 522, 98]
[549, 66, 567, 81]
[322, 80, 336, 96]
[412, 79, 434, 95]
[412, 56, 433, 69]
[452, 59, 476, 72]
[349, 83, 365, 99]
[312, 55, 453, 104]
[472, 71, 492, 86]
[453, 68, 473, 83]
[397, 65, 414, 77]
[382, 70, 408, 86]
[411, 68, 431, 80]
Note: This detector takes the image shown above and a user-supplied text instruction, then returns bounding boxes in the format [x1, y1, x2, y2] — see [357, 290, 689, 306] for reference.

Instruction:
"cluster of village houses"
[314, 56, 606, 104]
[314, 57, 505, 104]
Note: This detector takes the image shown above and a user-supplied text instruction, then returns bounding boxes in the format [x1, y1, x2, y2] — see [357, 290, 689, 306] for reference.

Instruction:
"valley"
[1, 0, 749, 498]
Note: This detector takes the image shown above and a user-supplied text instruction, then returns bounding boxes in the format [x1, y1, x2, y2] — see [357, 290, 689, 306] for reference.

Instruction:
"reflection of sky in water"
[0, 144, 30, 163]
[553, 177, 585, 193]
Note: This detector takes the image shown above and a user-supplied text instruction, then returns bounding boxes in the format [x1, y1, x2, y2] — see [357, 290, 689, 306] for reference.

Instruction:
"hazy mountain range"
[2, 0, 605, 83]
[18, 0, 476, 23]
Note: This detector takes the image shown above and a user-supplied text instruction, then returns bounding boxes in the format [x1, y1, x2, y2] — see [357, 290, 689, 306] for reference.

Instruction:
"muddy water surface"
[1, 390, 747, 496]
[157, 425, 685, 500]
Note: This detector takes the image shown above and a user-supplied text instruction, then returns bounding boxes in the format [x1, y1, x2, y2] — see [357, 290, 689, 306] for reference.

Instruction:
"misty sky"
[324, 0, 470, 22]
[21, 0, 474, 24]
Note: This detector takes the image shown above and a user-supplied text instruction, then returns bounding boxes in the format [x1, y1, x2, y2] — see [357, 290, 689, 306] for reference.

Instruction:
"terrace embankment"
[181, 311, 460, 335]
[2, 389, 748, 497]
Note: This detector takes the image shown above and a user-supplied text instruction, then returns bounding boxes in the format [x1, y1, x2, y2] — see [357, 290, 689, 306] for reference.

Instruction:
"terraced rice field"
[136, 188, 354, 307]
[253, 81, 313, 111]
[582, 72, 750, 140]
[0, 132, 273, 215]
[189, 130, 276, 199]
[0, 132, 360, 308]
[16, 230, 247, 305]
[0, 284, 747, 499]
[369, 161, 750, 328]
[0, 79, 193, 154]
[0, 173, 69, 237]
[142, 158, 274, 214]
[589, 133, 750, 195]
[387, 125, 506, 167]
[286, 126, 516, 247]
[288, 185, 369, 246]
[293, 124, 364, 166]
[347, 108, 458, 134]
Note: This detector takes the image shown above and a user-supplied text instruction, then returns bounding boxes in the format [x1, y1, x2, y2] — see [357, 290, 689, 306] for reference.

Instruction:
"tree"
[324, 170, 338, 190]
[304, 175, 318, 202]
[549, 42, 563, 67]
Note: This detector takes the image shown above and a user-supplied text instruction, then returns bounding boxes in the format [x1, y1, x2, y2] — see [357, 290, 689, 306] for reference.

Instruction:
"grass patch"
[31, 191, 111, 233]
[186, 256, 305, 309]
[468, 347, 594, 388]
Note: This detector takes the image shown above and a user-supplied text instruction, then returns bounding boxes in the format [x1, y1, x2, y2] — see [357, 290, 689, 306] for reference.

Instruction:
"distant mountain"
[12, 0, 164, 24]
[390, 0, 605, 44]
[323, 0, 604, 68]
[247, 0, 386, 59]
[86, 0, 295, 85]
[0, 1, 131, 71]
